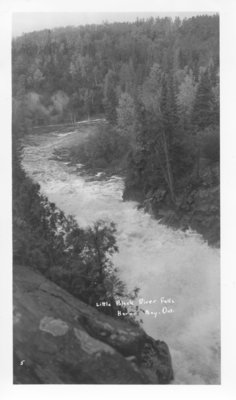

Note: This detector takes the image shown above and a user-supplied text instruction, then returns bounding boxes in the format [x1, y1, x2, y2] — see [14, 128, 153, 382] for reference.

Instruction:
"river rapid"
[22, 127, 220, 385]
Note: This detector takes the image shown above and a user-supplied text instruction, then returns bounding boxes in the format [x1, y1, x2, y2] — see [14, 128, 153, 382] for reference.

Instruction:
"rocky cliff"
[13, 265, 173, 384]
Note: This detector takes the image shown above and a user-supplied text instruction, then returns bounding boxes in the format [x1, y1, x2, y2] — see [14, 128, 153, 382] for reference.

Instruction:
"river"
[22, 126, 220, 385]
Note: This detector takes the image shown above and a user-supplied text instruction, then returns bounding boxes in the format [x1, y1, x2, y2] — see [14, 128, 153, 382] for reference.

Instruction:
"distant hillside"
[12, 15, 219, 126]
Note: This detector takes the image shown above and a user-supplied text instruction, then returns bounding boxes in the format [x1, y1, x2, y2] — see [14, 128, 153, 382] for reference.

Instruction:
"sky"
[12, 11, 217, 37]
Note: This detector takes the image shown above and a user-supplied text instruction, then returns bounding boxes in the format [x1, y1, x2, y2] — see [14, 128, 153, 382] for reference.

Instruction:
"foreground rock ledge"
[13, 265, 173, 384]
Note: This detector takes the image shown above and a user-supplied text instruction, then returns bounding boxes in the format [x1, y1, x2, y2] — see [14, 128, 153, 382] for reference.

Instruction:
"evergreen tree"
[167, 72, 179, 135]
[191, 69, 215, 130]
[160, 73, 176, 203]
[103, 70, 118, 124]
[177, 71, 197, 132]
[116, 92, 136, 144]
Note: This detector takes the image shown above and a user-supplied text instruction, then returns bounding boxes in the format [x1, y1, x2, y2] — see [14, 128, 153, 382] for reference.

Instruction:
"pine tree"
[191, 69, 215, 130]
[160, 72, 179, 143]
[103, 70, 118, 124]
[177, 72, 197, 132]
[116, 92, 136, 144]
[167, 72, 179, 136]
[159, 73, 176, 204]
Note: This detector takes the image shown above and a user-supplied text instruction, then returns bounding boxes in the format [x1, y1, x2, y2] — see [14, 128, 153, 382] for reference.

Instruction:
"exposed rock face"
[13, 265, 173, 384]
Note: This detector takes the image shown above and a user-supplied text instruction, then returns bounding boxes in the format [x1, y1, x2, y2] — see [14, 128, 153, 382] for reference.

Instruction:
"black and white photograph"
[10, 8, 222, 386]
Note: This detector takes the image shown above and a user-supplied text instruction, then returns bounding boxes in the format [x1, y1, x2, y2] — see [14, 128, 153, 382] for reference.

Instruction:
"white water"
[22, 131, 220, 384]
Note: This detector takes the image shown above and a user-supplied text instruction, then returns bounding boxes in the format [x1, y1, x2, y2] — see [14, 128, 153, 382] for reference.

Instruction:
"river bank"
[123, 161, 220, 248]
[51, 129, 220, 248]
[22, 124, 220, 384]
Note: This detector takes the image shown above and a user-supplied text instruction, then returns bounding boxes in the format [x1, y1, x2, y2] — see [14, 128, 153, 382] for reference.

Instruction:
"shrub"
[69, 124, 129, 170]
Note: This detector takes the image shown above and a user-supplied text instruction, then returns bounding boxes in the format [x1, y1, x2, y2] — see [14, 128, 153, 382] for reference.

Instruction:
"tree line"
[12, 15, 219, 128]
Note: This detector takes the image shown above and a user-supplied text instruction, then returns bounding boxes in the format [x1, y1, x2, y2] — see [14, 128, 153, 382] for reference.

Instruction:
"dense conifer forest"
[13, 15, 219, 127]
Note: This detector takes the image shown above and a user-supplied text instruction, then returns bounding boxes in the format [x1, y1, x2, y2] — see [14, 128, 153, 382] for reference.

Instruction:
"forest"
[13, 14, 220, 317]
[12, 15, 219, 126]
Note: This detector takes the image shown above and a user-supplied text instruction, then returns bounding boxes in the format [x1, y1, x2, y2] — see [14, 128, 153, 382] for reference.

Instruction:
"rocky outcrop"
[13, 265, 173, 384]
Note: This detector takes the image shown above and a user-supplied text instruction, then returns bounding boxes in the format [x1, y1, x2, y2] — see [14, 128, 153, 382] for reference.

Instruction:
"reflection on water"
[22, 131, 220, 384]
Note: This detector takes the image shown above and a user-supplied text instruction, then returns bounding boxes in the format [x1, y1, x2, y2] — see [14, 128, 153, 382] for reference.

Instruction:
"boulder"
[13, 265, 173, 384]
